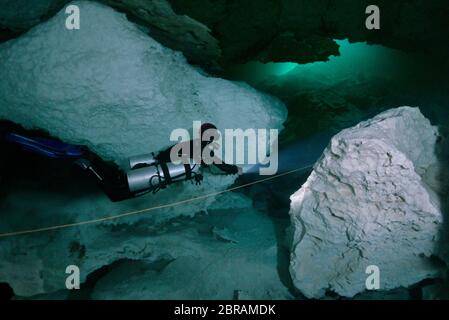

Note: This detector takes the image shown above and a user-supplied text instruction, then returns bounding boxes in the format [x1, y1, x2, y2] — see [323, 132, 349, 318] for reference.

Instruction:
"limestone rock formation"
[289, 107, 445, 298]
[0, 1, 286, 164]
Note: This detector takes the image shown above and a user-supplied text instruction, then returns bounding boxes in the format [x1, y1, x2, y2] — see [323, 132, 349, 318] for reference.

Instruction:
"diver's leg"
[75, 151, 134, 202]
[0, 121, 133, 202]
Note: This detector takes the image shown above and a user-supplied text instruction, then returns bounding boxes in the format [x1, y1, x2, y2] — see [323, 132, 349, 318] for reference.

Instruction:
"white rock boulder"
[289, 106, 444, 298]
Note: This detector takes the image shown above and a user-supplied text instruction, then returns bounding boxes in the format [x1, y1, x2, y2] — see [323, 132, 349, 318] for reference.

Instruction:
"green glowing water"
[224, 39, 449, 143]
[225, 39, 416, 85]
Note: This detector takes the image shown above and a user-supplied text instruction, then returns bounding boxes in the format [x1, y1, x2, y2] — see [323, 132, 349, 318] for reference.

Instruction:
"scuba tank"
[126, 153, 202, 195]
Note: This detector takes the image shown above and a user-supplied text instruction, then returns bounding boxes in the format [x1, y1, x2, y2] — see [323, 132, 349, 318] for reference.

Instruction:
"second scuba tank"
[126, 153, 200, 194]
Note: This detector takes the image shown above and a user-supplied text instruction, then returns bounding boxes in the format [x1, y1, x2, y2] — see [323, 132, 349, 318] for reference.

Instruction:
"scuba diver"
[0, 121, 240, 202]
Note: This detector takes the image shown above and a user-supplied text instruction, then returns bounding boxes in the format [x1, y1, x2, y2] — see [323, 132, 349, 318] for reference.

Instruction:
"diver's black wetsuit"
[0, 121, 238, 202]
[78, 150, 133, 202]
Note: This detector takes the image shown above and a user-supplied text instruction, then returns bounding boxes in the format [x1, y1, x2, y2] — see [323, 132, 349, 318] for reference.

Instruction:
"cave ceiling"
[0, 0, 448, 72]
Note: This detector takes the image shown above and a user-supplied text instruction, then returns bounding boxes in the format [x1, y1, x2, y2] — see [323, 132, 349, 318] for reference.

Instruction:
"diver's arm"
[208, 152, 240, 174]
[213, 162, 240, 174]
[204, 148, 240, 175]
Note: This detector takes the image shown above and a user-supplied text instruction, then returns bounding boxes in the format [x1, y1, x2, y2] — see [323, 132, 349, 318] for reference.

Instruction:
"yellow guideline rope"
[0, 165, 312, 238]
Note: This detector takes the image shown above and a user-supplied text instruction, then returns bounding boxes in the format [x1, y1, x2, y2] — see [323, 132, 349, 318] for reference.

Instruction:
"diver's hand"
[194, 174, 203, 185]
[237, 166, 243, 175]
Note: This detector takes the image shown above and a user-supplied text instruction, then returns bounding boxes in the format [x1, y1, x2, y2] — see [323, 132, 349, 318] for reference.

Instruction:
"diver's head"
[200, 123, 218, 144]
